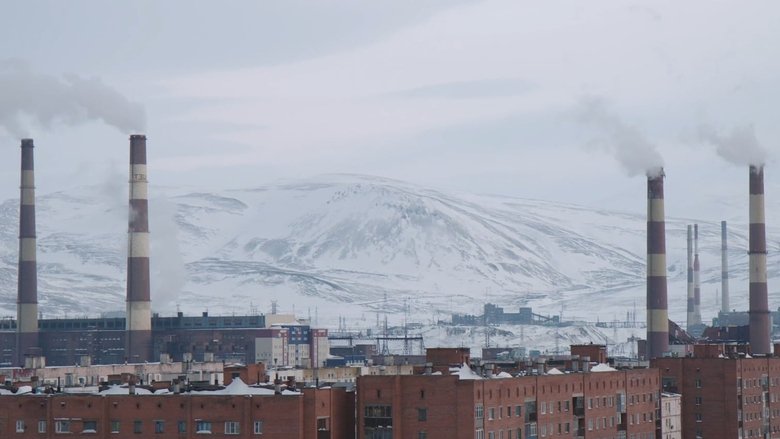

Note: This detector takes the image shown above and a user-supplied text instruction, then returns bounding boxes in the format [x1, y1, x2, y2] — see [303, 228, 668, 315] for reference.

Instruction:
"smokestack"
[125, 134, 152, 362]
[686, 225, 694, 331]
[721, 220, 730, 313]
[646, 169, 669, 359]
[17, 139, 39, 366]
[693, 224, 702, 325]
[749, 165, 771, 354]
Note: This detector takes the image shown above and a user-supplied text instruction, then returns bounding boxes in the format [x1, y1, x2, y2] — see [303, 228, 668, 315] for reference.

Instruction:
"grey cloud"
[393, 78, 534, 99]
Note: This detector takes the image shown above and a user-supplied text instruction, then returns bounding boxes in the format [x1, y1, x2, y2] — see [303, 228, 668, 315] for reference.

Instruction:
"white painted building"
[660, 392, 682, 439]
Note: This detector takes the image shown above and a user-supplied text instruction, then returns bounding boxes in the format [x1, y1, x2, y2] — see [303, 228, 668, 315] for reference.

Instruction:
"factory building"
[0, 136, 328, 368]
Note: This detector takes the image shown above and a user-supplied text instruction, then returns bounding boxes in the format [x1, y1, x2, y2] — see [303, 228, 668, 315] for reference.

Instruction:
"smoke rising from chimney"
[576, 97, 664, 178]
[0, 59, 145, 136]
[699, 124, 768, 167]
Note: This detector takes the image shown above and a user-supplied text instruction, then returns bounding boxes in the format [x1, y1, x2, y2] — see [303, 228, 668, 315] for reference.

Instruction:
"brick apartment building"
[357, 358, 659, 438]
[654, 344, 780, 439]
[0, 384, 353, 439]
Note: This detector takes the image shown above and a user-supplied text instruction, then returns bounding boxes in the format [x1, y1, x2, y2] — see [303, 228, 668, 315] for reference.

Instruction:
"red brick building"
[654, 345, 780, 439]
[356, 363, 659, 438]
[0, 386, 354, 439]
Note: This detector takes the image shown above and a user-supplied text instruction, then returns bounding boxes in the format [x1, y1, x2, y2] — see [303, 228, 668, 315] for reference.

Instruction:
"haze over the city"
[1, 0, 779, 222]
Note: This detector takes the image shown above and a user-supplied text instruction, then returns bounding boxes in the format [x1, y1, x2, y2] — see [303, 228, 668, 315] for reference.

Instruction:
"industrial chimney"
[646, 169, 669, 359]
[686, 225, 694, 331]
[693, 224, 702, 325]
[17, 139, 39, 366]
[721, 220, 730, 313]
[125, 134, 152, 362]
[749, 165, 770, 354]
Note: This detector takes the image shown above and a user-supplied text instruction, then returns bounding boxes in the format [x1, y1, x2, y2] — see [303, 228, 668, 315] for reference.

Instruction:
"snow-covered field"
[0, 174, 775, 354]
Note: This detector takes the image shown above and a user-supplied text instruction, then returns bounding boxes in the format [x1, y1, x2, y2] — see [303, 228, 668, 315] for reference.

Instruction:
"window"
[225, 421, 240, 435]
[196, 421, 212, 434]
[418, 432, 427, 439]
[133, 420, 143, 434]
[178, 421, 187, 434]
[515, 405, 522, 417]
[695, 396, 702, 405]
[540, 424, 546, 437]
[489, 408, 495, 420]
[476, 405, 484, 420]
[83, 421, 97, 433]
[155, 420, 165, 434]
[476, 429, 485, 439]
[55, 420, 71, 433]
[488, 431, 496, 439]
[418, 408, 428, 421]
[111, 420, 120, 433]
[16, 420, 25, 433]
[38, 420, 46, 434]
[695, 379, 702, 388]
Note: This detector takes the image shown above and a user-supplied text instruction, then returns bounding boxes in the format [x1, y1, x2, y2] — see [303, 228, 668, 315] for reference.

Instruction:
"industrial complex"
[1, 135, 779, 438]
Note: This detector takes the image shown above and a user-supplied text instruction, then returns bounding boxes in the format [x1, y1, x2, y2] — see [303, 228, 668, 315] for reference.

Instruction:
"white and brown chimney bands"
[749, 165, 770, 354]
[17, 139, 39, 365]
[646, 170, 669, 359]
[125, 134, 153, 362]
[686, 225, 694, 331]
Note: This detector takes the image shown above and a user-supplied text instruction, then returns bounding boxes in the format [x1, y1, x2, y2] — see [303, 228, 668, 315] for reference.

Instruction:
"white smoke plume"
[576, 96, 664, 177]
[149, 196, 187, 311]
[0, 59, 145, 136]
[698, 124, 767, 167]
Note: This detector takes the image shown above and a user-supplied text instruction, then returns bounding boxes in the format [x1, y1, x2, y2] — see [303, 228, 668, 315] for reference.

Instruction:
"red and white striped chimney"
[686, 225, 694, 331]
[17, 139, 39, 365]
[693, 224, 702, 325]
[749, 165, 770, 354]
[721, 220, 730, 313]
[646, 169, 669, 359]
[126, 134, 152, 362]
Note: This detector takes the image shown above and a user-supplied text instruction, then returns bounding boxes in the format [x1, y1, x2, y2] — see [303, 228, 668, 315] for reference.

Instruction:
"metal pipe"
[693, 224, 702, 325]
[721, 220, 730, 313]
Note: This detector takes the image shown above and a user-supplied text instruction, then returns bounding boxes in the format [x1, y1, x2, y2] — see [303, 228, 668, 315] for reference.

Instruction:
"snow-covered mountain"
[0, 174, 774, 349]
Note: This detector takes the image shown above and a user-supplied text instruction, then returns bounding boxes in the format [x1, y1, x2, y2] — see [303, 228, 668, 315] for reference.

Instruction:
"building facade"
[356, 367, 659, 439]
[0, 387, 353, 439]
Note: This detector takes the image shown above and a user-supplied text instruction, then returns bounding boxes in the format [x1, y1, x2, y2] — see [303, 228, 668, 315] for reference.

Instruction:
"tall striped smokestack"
[686, 225, 695, 331]
[693, 224, 702, 325]
[749, 165, 771, 354]
[126, 134, 152, 362]
[646, 169, 669, 359]
[721, 220, 730, 313]
[17, 139, 38, 365]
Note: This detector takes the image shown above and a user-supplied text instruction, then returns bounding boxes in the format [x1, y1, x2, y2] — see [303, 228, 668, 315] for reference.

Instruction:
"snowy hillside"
[0, 174, 775, 353]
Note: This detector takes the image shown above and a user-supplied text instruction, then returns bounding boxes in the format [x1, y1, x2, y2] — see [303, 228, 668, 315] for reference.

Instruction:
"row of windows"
[15, 419, 264, 435]
[478, 404, 525, 420]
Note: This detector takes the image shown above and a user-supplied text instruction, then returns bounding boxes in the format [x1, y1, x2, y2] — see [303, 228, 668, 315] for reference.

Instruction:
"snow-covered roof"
[450, 364, 483, 380]
[590, 363, 617, 372]
[547, 368, 564, 375]
[496, 371, 513, 378]
[99, 385, 153, 395]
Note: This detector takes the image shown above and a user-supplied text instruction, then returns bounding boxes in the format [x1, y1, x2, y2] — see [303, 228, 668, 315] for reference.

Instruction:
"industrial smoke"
[576, 96, 664, 177]
[0, 59, 145, 136]
[699, 124, 768, 167]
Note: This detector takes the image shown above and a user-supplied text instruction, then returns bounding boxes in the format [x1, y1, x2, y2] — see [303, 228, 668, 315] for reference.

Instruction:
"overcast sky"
[1, 0, 779, 221]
